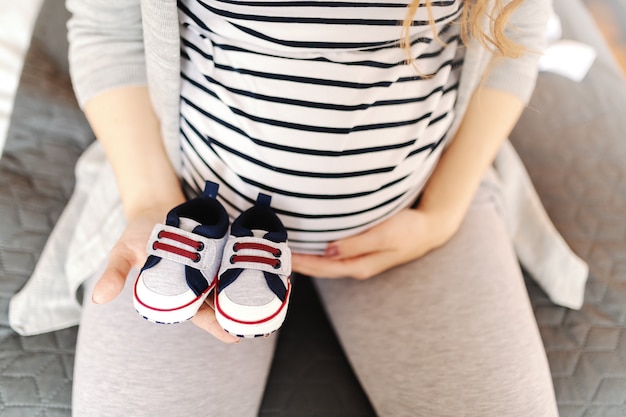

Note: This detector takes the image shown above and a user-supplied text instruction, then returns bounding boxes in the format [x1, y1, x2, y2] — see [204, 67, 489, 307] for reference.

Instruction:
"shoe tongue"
[250, 228, 287, 243]
[178, 217, 202, 233]
[231, 221, 286, 243]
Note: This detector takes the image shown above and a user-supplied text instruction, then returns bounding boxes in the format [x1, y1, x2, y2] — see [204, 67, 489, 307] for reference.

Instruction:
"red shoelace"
[153, 230, 204, 263]
[230, 242, 281, 269]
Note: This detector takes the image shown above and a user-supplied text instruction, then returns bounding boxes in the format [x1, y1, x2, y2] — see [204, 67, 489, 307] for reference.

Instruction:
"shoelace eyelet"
[196, 241, 204, 251]
[273, 260, 282, 270]
[193, 254, 201, 263]
[230, 254, 236, 264]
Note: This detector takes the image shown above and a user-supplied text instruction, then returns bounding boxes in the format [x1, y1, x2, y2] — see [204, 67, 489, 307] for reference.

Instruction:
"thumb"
[191, 303, 240, 344]
[92, 251, 136, 304]
[324, 228, 383, 260]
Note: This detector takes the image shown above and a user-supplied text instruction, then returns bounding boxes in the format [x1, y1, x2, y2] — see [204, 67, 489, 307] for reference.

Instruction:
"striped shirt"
[178, 0, 464, 254]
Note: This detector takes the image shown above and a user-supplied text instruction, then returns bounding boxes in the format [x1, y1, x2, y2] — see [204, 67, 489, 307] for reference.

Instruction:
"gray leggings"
[72, 180, 558, 417]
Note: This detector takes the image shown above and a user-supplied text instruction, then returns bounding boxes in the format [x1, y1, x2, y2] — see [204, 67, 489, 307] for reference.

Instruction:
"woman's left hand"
[291, 207, 458, 280]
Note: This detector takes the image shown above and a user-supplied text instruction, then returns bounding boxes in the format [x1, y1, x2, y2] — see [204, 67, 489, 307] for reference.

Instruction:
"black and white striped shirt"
[178, 0, 464, 253]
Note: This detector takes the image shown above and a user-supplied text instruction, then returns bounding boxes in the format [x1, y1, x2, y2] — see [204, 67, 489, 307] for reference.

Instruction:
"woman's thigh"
[314, 182, 558, 417]
[72, 270, 276, 417]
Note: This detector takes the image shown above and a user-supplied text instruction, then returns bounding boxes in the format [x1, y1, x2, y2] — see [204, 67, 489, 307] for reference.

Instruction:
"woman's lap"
[72, 179, 557, 417]
[314, 181, 558, 417]
[72, 270, 277, 417]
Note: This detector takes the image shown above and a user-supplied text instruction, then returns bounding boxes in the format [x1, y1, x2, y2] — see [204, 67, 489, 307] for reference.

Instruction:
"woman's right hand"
[93, 202, 240, 344]
[81, 87, 238, 343]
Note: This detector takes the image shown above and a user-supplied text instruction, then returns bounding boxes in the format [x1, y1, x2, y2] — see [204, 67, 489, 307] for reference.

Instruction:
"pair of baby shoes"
[133, 181, 292, 338]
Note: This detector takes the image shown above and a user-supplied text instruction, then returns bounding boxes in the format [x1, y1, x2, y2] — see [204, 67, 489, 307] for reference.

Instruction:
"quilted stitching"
[0, 328, 76, 416]
[511, 67, 626, 416]
[0, 39, 93, 417]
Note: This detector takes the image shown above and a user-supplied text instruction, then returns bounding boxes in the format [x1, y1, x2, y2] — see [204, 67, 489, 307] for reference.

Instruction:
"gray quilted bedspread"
[0, 39, 91, 416]
[512, 88, 626, 416]
[1, 0, 625, 415]
[508, 0, 626, 414]
[0, 36, 92, 417]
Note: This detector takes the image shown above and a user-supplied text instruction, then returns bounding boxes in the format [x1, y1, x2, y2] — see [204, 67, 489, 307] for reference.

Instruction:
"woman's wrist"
[122, 176, 186, 221]
[414, 88, 526, 246]
[83, 86, 186, 220]
[411, 203, 462, 247]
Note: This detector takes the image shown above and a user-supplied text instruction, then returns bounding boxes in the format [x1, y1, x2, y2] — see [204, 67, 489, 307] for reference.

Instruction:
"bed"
[1, 0, 625, 415]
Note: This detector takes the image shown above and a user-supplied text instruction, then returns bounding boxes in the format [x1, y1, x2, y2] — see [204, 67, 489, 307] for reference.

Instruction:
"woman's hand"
[81, 87, 238, 343]
[92, 208, 168, 305]
[291, 207, 458, 280]
[93, 201, 239, 344]
[294, 88, 527, 281]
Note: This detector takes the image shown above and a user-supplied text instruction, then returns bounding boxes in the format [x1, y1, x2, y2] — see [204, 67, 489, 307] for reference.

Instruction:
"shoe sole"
[133, 274, 214, 324]
[224, 328, 279, 338]
[214, 281, 291, 338]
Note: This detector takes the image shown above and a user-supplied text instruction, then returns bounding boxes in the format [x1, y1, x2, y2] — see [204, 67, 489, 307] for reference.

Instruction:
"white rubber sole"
[214, 283, 291, 338]
[133, 275, 214, 324]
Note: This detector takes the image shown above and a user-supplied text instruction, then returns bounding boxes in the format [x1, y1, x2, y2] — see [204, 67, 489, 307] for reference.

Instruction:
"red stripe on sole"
[133, 273, 215, 312]
[215, 280, 291, 325]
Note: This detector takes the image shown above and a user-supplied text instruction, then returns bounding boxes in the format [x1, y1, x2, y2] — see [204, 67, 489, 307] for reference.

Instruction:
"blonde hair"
[401, 0, 525, 63]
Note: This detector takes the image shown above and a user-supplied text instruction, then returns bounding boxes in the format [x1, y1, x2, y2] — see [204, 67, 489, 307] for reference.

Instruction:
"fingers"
[292, 253, 344, 278]
[324, 227, 384, 260]
[191, 302, 240, 344]
[92, 254, 134, 304]
[93, 236, 147, 304]
[292, 251, 393, 280]
[324, 209, 426, 261]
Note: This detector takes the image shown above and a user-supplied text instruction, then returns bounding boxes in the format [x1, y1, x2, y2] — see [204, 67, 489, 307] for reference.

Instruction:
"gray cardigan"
[9, 0, 588, 335]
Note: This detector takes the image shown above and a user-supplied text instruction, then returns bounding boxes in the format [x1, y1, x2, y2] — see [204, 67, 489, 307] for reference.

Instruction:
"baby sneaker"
[215, 193, 292, 338]
[133, 181, 229, 324]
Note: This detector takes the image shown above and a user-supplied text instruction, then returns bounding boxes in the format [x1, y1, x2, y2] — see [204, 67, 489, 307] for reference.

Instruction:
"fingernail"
[325, 245, 339, 257]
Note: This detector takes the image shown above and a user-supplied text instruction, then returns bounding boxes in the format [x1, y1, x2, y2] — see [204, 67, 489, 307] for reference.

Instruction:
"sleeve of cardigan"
[66, 0, 147, 108]
[483, 0, 552, 104]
